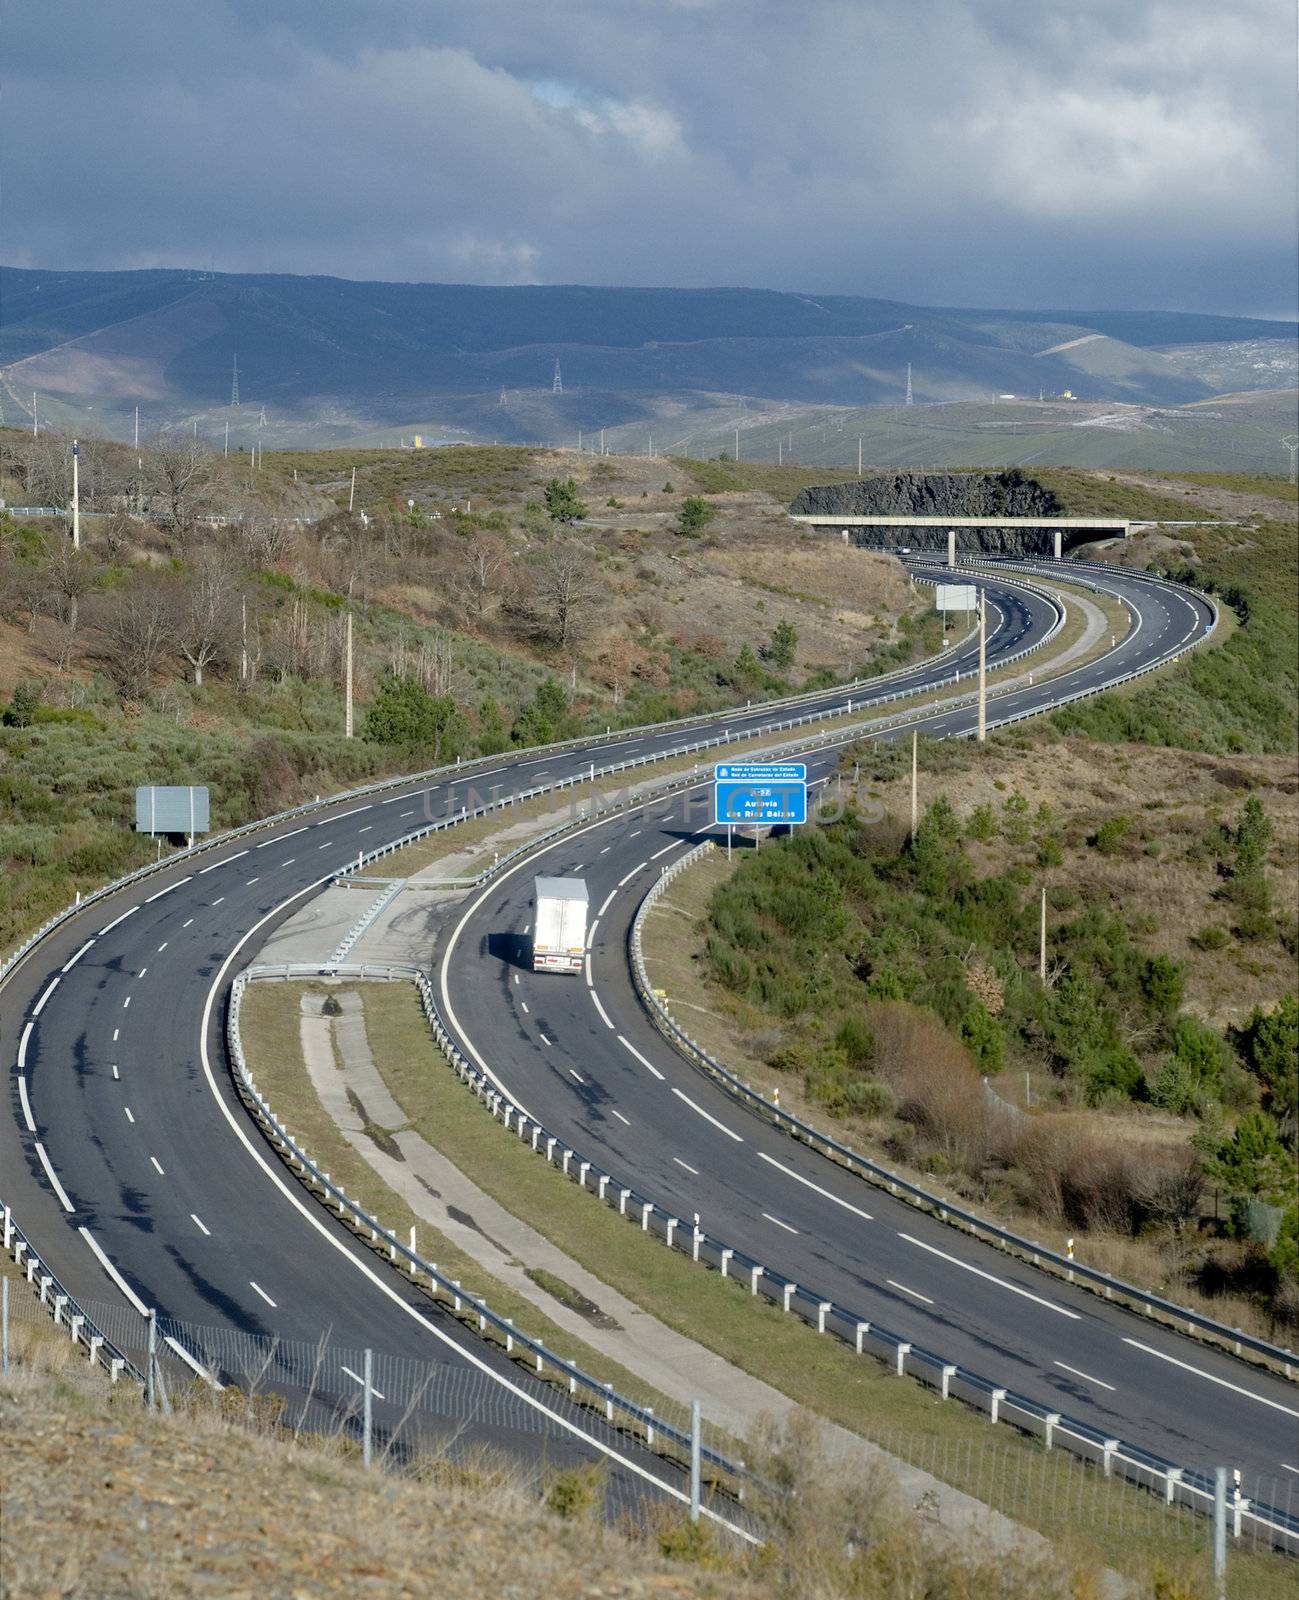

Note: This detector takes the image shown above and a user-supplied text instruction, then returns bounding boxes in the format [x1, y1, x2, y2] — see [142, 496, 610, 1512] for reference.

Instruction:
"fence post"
[146, 1309, 157, 1412]
[1213, 1467, 1227, 1600]
[689, 1399, 702, 1523]
[363, 1347, 374, 1469]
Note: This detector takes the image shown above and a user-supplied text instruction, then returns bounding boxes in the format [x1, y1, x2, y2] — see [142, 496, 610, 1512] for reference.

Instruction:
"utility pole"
[70, 439, 80, 550]
[600, 427, 605, 454]
[1039, 885, 1047, 982]
[777, 439, 783, 465]
[910, 729, 918, 837]
[224, 418, 229, 458]
[134, 405, 140, 447]
[858, 437, 863, 477]
[977, 589, 987, 742]
[240, 596, 248, 683]
[348, 466, 356, 512]
[734, 427, 740, 461]
[344, 610, 354, 738]
[905, 363, 913, 406]
[32, 392, 38, 437]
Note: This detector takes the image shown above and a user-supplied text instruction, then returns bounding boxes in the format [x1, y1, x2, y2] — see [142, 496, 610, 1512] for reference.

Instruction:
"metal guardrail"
[630, 847, 1294, 1380]
[226, 967, 746, 1497]
[0, 566, 1055, 1001]
[407, 935, 1298, 1554]
[0, 1198, 142, 1386]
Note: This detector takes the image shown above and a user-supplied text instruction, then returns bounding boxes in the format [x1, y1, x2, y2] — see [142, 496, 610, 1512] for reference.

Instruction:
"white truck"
[531, 876, 588, 974]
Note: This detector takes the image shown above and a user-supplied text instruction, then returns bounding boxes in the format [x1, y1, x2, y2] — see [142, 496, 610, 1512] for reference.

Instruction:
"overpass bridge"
[786, 513, 1130, 561]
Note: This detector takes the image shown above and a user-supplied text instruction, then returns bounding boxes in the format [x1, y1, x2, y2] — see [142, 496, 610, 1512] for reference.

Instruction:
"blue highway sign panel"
[713, 763, 808, 825]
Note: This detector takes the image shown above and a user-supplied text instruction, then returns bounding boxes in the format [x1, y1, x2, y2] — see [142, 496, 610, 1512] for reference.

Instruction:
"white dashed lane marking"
[673, 1157, 699, 1176]
[1054, 1361, 1115, 1392]
[888, 1279, 934, 1305]
[898, 1233, 1079, 1320]
[191, 1214, 211, 1236]
[670, 1085, 742, 1142]
[341, 1364, 386, 1400]
[617, 1035, 664, 1080]
[123, 1106, 135, 1123]
[150, 1156, 165, 1176]
[249, 1281, 277, 1308]
[1120, 1339, 1299, 1418]
[611, 1109, 631, 1126]
[755, 1151, 872, 1221]
[762, 1211, 798, 1234]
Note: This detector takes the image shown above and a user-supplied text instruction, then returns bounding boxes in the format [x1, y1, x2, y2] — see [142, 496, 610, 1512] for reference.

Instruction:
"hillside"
[2, 266, 1294, 450]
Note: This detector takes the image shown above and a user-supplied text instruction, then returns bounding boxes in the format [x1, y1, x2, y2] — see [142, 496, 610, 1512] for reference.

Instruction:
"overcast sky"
[6, 1, 1297, 317]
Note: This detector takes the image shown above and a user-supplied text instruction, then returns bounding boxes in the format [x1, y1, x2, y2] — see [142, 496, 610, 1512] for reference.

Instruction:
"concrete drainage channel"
[226, 965, 754, 1533]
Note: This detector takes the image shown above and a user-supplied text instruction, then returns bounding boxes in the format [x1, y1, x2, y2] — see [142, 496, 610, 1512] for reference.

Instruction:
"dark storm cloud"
[5, 1, 1295, 314]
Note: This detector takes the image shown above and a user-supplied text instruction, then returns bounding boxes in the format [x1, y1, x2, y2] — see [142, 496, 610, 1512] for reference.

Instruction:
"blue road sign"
[713, 763, 808, 825]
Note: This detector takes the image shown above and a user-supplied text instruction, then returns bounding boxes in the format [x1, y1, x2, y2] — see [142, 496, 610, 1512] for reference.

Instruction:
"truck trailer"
[531, 876, 588, 974]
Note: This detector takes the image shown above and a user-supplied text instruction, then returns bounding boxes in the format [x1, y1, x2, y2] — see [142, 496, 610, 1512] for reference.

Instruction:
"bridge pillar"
[947, 529, 956, 568]
[1053, 528, 1062, 561]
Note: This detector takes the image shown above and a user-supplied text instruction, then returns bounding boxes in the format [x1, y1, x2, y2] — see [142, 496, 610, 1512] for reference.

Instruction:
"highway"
[8, 554, 1288, 1523]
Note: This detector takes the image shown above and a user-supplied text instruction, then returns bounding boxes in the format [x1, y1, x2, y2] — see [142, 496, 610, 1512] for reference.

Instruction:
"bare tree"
[525, 542, 602, 650]
[452, 532, 509, 623]
[145, 432, 213, 549]
[173, 555, 238, 686]
[41, 541, 101, 671]
[93, 577, 175, 699]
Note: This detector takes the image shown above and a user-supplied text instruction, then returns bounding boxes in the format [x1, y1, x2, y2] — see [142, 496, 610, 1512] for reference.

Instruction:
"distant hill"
[1, 266, 1294, 446]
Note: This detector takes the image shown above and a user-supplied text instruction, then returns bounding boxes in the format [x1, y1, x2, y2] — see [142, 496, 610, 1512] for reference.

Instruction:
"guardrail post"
[604, 1382, 614, 1421]
[1101, 1439, 1119, 1477]
[2, 1205, 10, 1252]
[52, 1293, 65, 1328]
[990, 1387, 1006, 1425]
[641, 1201, 652, 1232]
[817, 1301, 832, 1333]
[782, 1283, 796, 1313]
[720, 1248, 733, 1278]
[895, 1341, 911, 1377]
[645, 1407, 655, 1448]
[750, 1265, 763, 1296]
[855, 1321, 869, 1355]
[1043, 1411, 1061, 1450]
[598, 1174, 609, 1201]
[665, 1218, 678, 1249]
[69, 1314, 83, 1346]
[504, 1318, 514, 1354]
[941, 1364, 957, 1400]
[619, 1188, 630, 1216]
[89, 1334, 103, 1367]
[1163, 1465, 1183, 1505]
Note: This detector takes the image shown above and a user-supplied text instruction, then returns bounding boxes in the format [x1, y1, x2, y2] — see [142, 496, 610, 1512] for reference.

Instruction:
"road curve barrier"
[630, 844, 1294, 1384]
[411, 945, 1299, 1555]
[0, 1198, 142, 1386]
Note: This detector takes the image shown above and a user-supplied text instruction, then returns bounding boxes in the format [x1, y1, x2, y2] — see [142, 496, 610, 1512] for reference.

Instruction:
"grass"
[352, 981, 1290, 1598]
[236, 979, 724, 1451]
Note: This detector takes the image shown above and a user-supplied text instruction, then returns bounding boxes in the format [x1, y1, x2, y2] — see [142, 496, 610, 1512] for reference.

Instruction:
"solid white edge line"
[17, 1077, 35, 1132]
[35, 1141, 74, 1211]
[755, 1150, 872, 1221]
[145, 876, 191, 904]
[1053, 1360, 1116, 1392]
[18, 1021, 33, 1071]
[597, 889, 616, 918]
[898, 1232, 1079, 1320]
[165, 1333, 224, 1389]
[62, 940, 95, 973]
[78, 1226, 148, 1316]
[98, 906, 138, 934]
[670, 1085, 743, 1142]
[31, 977, 59, 1017]
[1121, 1339, 1299, 1418]
[617, 862, 648, 887]
[590, 990, 615, 1030]
[617, 1034, 664, 1080]
[199, 869, 756, 1541]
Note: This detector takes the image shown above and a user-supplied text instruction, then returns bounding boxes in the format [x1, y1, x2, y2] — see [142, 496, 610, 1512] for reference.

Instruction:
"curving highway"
[9, 556, 1289, 1520]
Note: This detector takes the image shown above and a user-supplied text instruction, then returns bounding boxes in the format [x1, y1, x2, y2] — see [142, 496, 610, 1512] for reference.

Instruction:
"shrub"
[1085, 1049, 1146, 1106]
[1093, 815, 1130, 854]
